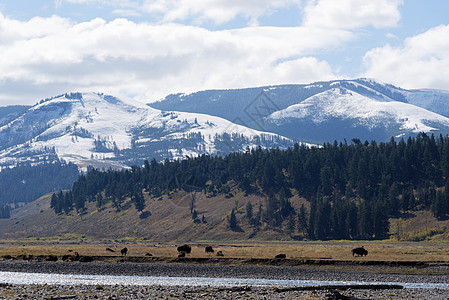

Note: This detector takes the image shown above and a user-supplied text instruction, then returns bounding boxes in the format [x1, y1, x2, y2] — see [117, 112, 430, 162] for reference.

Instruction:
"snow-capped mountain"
[3, 79, 449, 170]
[0, 93, 294, 169]
[151, 79, 449, 143]
[264, 86, 449, 142]
[0, 105, 30, 127]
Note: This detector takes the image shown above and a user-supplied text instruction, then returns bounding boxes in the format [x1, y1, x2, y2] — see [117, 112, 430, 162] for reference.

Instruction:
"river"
[1, 271, 449, 289]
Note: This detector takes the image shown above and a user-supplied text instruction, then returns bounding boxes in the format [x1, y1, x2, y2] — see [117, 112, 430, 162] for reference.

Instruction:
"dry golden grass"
[1, 240, 449, 262]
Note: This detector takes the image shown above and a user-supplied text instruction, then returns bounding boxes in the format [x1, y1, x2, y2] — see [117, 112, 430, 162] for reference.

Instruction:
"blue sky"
[0, 0, 448, 105]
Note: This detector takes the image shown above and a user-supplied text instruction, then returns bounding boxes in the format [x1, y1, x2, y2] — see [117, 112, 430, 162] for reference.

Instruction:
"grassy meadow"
[1, 240, 449, 263]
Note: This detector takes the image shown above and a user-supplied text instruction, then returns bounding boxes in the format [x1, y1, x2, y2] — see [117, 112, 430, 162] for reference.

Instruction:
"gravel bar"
[1, 260, 449, 299]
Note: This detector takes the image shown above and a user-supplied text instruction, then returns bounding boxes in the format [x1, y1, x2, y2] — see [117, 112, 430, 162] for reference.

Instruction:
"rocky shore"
[3, 283, 449, 300]
[1, 260, 449, 299]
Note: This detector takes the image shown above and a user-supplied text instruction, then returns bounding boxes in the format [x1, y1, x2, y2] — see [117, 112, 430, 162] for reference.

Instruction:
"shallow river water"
[1, 271, 449, 289]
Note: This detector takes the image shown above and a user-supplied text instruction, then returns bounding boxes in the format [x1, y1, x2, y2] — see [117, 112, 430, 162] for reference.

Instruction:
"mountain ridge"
[2, 79, 449, 170]
[0, 92, 295, 170]
[150, 78, 449, 143]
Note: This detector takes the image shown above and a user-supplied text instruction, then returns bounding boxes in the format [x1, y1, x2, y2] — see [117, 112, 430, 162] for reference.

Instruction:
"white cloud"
[5, 0, 412, 106]
[271, 57, 338, 83]
[302, 0, 403, 29]
[363, 24, 449, 90]
[57, 0, 301, 25]
[0, 12, 71, 42]
[64, 0, 129, 4]
[0, 12, 350, 105]
[143, 0, 301, 25]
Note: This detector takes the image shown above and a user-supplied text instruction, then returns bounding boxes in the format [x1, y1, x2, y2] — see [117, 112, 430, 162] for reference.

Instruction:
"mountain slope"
[264, 87, 449, 142]
[0, 93, 295, 169]
[150, 79, 449, 143]
[0, 105, 30, 127]
[402, 89, 449, 118]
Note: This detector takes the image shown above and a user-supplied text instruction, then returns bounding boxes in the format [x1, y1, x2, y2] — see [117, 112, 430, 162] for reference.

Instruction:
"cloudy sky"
[0, 0, 448, 106]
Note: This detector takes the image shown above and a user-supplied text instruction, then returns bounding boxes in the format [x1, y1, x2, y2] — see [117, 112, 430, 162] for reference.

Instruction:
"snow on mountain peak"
[3, 79, 449, 170]
[268, 87, 449, 133]
[0, 92, 294, 169]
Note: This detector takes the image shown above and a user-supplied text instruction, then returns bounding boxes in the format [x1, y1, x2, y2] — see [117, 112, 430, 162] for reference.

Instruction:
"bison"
[216, 250, 224, 257]
[73, 252, 80, 261]
[177, 244, 191, 254]
[79, 255, 94, 262]
[275, 253, 286, 259]
[352, 247, 368, 257]
[63, 252, 80, 262]
[121, 247, 128, 256]
[45, 255, 58, 262]
[205, 246, 214, 253]
[16, 254, 33, 261]
[62, 254, 71, 261]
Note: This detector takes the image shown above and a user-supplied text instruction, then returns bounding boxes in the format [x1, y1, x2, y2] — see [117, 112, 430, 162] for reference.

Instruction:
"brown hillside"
[0, 188, 304, 241]
[1, 188, 448, 242]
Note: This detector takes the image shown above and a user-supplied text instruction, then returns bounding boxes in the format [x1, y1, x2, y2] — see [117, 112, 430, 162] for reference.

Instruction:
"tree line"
[51, 133, 449, 240]
[0, 161, 80, 208]
[0, 204, 10, 219]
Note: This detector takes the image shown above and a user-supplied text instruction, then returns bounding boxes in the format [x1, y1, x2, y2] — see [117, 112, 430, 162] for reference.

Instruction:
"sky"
[0, 0, 448, 106]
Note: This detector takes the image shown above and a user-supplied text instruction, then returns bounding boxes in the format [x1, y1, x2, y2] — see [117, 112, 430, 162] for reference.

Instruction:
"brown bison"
[177, 244, 191, 254]
[73, 252, 80, 261]
[216, 250, 224, 257]
[275, 253, 286, 259]
[352, 246, 368, 257]
[121, 247, 128, 256]
[62, 252, 79, 262]
[79, 255, 94, 262]
[62, 254, 71, 261]
[45, 255, 58, 262]
[205, 246, 214, 253]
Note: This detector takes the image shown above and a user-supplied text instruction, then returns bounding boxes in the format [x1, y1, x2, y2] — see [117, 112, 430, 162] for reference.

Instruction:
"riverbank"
[1, 259, 449, 281]
[2, 239, 449, 299]
[3, 283, 449, 299]
[1, 260, 449, 299]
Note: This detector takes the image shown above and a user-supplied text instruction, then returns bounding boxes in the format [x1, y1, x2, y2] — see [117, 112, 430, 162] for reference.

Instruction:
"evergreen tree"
[432, 191, 446, 220]
[229, 209, 237, 231]
[297, 204, 308, 237]
[373, 202, 389, 239]
[388, 182, 400, 215]
[314, 198, 331, 240]
[96, 193, 104, 208]
[133, 189, 145, 212]
[287, 213, 296, 234]
[246, 202, 253, 222]
[50, 193, 61, 214]
[253, 203, 262, 227]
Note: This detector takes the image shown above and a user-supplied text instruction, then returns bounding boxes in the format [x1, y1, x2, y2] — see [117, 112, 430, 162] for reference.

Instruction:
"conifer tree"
[229, 209, 237, 231]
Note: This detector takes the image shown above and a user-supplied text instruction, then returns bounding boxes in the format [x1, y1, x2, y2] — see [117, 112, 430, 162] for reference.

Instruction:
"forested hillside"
[51, 133, 449, 240]
[0, 204, 10, 219]
[0, 161, 80, 208]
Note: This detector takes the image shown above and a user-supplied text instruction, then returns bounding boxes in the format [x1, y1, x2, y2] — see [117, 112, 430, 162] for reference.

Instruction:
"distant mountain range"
[2, 78, 449, 170]
[0, 92, 293, 170]
[151, 78, 449, 144]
